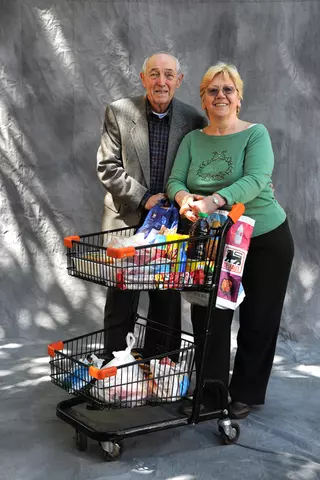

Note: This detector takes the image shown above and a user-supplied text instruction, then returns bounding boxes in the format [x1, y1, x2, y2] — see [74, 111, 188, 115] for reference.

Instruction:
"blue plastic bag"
[137, 201, 179, 243]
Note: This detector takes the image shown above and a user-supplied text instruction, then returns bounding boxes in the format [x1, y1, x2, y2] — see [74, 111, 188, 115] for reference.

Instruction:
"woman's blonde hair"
[200, 62, 244, 115]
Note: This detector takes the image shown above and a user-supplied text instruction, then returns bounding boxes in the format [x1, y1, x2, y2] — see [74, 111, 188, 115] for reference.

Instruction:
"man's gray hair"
[141, 52, 182, 75]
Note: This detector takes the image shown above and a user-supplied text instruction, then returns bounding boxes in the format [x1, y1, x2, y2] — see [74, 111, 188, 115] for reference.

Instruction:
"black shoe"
[229, 401, 250, 419]
[179, 398, 206, 416]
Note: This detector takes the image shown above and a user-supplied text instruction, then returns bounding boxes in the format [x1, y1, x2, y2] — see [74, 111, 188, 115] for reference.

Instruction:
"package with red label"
[154, 271, 194, 290]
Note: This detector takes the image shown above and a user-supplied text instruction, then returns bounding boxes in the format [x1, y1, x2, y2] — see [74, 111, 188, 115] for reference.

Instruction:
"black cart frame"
[48, 204, 245, 459]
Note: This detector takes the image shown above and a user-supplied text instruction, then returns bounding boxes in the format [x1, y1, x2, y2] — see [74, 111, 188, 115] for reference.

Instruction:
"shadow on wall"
[0, 9, 109, 342]
[269, 50, 320, 342]
[270, 124, 320, 342]
[0, 105, 105, 342]
[0, 2, 153, 343]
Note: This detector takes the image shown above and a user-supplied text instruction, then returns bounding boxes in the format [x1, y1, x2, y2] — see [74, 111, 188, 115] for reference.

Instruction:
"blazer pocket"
[104, 193, 121, 213]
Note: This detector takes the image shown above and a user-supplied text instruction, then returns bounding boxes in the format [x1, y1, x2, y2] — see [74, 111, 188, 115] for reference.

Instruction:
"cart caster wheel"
[100, 441, 122, 461]
[219, 422, 240, 445]
[75, 431, 88, 451]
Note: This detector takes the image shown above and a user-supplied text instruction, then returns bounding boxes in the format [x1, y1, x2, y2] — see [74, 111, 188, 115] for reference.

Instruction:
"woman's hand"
[180, 194, 204, 213]
[179, 194, 204, 222]
[189, 196, 218, 216]
[189, 194, 226, 218]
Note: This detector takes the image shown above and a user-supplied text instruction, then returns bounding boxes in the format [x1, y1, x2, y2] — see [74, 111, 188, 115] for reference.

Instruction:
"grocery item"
[187, 213, 210, 260]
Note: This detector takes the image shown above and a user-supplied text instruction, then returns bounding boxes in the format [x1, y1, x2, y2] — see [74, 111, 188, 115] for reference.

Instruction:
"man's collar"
[146, 98, 172, 120]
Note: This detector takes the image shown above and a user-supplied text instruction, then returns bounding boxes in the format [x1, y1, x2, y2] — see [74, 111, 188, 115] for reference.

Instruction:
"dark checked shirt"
[140, 100, 172, 206]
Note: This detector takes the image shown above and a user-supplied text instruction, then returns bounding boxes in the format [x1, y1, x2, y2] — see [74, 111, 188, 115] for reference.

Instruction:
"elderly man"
[97, 52, 206, 358]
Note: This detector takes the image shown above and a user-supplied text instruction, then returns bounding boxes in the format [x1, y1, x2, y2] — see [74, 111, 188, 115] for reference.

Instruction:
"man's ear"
[176, 73, 184, 88]
[140, 72, 146, 88]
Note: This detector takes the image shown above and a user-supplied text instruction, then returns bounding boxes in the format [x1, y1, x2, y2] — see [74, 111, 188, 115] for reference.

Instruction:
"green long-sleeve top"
[166, 124, 286, 237]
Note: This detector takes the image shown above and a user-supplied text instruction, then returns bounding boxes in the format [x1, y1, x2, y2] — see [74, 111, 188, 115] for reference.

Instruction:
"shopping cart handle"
[64, 235, 80, 248]
[227, 203, 245, 224]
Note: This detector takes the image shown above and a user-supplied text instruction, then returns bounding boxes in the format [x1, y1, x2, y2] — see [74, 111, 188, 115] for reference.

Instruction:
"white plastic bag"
[105, 233, 147, 248]
[96, 333, 149, 407]
[148, 357, 190, 402]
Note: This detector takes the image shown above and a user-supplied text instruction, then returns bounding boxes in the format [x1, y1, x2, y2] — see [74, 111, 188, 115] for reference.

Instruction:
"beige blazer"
[97, 95, 207, 231]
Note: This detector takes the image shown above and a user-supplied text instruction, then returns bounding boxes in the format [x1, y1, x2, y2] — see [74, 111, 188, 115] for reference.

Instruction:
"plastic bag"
[96, 333, 149, 407]
[136, 202, 179, 243]
[148, 357, 190, 401]
[61, 354, 104, 392]
[105, 232, 146, 248]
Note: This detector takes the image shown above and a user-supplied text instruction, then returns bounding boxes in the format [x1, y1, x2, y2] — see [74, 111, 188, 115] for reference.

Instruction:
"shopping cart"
[48, 203, 245, 460]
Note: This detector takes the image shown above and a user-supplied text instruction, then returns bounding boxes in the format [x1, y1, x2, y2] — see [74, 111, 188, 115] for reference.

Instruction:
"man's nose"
[157, 74, 166, 86]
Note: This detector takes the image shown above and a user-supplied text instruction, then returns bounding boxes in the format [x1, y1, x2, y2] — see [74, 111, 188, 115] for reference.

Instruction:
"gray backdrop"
[1, 0, 320, 344]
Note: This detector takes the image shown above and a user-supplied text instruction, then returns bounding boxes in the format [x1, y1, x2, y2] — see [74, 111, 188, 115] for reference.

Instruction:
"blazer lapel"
[130, 96, 150, 188]
[164, 99, 188, 186]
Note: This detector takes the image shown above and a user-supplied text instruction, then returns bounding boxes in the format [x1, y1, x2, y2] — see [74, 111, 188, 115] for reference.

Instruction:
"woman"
[166, 62, 294, 419]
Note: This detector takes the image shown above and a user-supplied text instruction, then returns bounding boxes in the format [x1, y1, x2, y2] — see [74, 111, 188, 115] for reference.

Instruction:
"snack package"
[155, 271, 193, 290]
[148, 258, 172, 274]
[185, 260, 206, 285]
[136, 202, 179, 243]
[165, 234, 189, 273]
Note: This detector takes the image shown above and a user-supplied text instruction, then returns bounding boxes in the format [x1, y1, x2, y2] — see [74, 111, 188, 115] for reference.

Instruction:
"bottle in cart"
[187, 212, 210, 260]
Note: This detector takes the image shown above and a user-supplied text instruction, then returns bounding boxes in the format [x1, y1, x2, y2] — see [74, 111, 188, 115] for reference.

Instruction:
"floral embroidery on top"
[196, 151, 233, 181]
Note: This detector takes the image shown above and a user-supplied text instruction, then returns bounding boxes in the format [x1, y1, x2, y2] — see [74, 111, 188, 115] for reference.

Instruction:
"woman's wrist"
[212, 193, 227, 208]
[174, 190, 190, 207]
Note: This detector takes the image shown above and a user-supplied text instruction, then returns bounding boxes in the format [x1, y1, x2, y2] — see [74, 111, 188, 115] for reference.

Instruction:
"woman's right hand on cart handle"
[188, 193, 227, 217]
[176, 190, 227, 222]
[175, 190, 204, 222]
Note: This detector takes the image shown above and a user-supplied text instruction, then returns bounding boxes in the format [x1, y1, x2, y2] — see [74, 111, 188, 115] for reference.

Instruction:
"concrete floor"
[1, 317, 320, 480]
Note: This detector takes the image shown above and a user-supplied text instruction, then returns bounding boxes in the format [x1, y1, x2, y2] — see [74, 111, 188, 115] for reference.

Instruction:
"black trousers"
[192, 219, 294, 407]
[104, 288, 181, 362]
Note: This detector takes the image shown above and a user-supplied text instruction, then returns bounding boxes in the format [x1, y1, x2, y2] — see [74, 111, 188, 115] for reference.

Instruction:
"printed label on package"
[222, 246, 247, 275]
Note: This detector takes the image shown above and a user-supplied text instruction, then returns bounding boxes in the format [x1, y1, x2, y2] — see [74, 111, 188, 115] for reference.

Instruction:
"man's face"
[140, 54, 183, 113]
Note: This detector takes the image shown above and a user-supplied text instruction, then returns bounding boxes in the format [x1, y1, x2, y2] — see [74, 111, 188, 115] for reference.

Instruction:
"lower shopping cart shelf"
[49, 316, 240, 460]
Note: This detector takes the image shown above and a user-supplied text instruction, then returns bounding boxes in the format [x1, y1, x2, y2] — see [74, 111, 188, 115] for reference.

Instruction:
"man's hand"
[145, 193, 167, 210]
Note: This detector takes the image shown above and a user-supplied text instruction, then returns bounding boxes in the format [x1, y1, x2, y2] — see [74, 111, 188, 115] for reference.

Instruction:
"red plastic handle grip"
[64, 235, 80, 248]
[106, 246, 136, 259]
[88, 366, 118, 380]
[48, 341, 64, 357]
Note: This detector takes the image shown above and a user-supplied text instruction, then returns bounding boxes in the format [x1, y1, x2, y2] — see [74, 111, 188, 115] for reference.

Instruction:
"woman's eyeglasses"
[206, 86, 236, 96]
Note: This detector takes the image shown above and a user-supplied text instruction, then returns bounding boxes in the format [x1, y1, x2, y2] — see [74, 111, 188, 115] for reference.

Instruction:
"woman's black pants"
[192, 219, 294, 407]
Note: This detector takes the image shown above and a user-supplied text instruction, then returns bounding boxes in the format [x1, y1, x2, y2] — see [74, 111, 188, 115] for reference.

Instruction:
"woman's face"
[202, 73, 241, 120]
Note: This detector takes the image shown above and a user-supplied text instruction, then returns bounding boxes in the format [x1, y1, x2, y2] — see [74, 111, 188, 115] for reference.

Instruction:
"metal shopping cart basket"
[48, 203, 245, 460]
